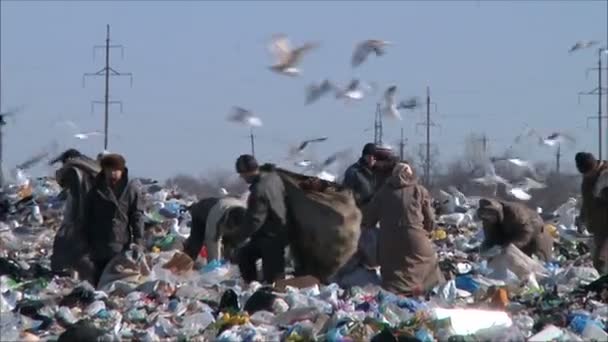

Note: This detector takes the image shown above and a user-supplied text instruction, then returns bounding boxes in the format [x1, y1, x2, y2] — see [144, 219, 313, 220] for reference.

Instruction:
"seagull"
[569, 40, 600, 53]
[305, 80, 335, 105]
[227, 107, 263, 127]
[56, 120, 104, 140]
[514, 127, 575, 148]
[398, 97, 422, 110]
[352, 39, 392, 68]
[472, 160, 509, 186]
[218, 188, 229, 196]
[0, 106, 24, 122]
[268, 34, 318, 76]
[382, 85, 402, 120]
[74, 131, 103, 140]
[506, 177, 546, 201]
[542, 132, 575, 147]
[335, 79, 375, 101]
[294, 160, 313, 168]
[492, 157, 539, 177]
[292, 137, 328, 155]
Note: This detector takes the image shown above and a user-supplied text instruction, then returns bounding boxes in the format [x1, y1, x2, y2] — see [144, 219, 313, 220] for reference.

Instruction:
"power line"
[399, 127, 407, 160]
[83, 24, 133, 151]
[578, 47, 607, 159]
[556, 143, 561, 174]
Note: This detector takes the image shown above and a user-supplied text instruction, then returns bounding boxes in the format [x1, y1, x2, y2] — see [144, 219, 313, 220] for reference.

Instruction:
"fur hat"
[575, 152, 597, 174]
[100, 153, 126, 170]
[235, 154, 258, 173]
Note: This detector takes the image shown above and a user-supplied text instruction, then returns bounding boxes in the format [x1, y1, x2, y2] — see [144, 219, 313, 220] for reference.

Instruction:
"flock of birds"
[225, 35, 430, 181]
[0, 35, 605, 186]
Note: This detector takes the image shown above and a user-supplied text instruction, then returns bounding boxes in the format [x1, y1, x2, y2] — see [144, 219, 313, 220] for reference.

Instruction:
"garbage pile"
[1, 171, 608, 342]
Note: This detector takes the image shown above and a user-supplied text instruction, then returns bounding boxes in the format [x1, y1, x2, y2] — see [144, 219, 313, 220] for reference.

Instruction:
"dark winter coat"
[478, 199, 554, 261]
[183, 197, 220, 259]
[237, 164, 288, 242]
[580, 160, 608, 273]
[362, 168, 443, 294]
[84, 169, 145, 262]
[51, 156, 101, 273]
[343, 158, 377, 208]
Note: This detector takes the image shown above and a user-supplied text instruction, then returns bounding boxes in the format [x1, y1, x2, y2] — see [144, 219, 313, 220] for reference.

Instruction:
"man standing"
[575, 152, 608, 274]
[343, 143, 377, 208]
[83, 153, 145, 286]
[50, 149, 101, 278]
[231, 154, 288, 284]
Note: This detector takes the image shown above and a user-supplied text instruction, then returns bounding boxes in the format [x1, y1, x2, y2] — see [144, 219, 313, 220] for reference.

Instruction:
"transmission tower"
[415, 86, 441, 186]
[373, 103, 383, 145]
[399, 127, 408, 160]
[578, 47, 608, 159]
[83, 24, 133, 151]
[556, 143, 561, 174]
[249, 128, 256, 157]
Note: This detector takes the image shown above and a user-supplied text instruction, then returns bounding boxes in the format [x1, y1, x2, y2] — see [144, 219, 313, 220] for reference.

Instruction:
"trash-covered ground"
[1, 172, 608, 342]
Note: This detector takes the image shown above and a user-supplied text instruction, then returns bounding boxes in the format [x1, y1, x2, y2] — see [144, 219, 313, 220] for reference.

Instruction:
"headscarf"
[390, 162, 414, 186]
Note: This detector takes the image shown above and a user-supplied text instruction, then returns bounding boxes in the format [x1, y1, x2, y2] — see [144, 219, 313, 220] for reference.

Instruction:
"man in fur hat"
[343, 143, 378, 208]
[231, 154, 288, 283]
[477, 198, 553, 261]
[575, 152, 608, 274]
[49, 149, 101, 279]
[83, 153, 145, 286]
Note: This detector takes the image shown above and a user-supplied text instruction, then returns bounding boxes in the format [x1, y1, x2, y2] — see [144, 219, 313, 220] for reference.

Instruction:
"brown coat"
[478, 199, 553, 261]
[580, 161, 608, 273]
[362, 169, 443, 294]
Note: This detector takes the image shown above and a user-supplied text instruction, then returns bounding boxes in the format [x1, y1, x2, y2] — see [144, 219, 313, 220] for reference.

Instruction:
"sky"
[1, 0, 607, 181]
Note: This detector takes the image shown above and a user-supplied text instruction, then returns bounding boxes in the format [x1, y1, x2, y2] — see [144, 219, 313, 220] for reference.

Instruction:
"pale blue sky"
[1, 0, 607, 180]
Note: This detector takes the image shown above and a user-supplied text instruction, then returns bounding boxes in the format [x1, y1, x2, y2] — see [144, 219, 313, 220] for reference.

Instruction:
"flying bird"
[268, 34, 318, 76]
[352, 39, 392, 67]
[382, 85, 402, 120]
[335, 79, 375, 101]
[305, 80, 335, 105]
[514, 127, 575, 148]
[56, 120, 104, 140]
[227, 107, 263, 127]
[472, 160, 510, 186]
[398, 97, 422, 110]
[74, 131, 103, 140]
[294, 160, 313, 168]
[294, 137, 328, 154]
[492, 157, 539, 178]
[569, 40, 600, 53]
[506, 177, 546, 201]
[542, 132, 575, 147]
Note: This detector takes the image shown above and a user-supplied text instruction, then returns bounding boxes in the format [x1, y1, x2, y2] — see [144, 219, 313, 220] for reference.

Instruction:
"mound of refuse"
[1, 171, 607, 341]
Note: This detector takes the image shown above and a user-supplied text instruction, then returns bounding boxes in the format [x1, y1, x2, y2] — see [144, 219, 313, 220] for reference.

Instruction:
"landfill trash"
[1, 170, 607, 341]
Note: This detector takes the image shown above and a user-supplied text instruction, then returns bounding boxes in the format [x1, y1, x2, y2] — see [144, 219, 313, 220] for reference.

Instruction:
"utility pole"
[249, 128, 256, 157]
[373, 103, 383, 145]
[399, 127, 407, 160]
[578, 47, 607, 160]
[556, 143, 561, 174]
[415, 86, 440, 186]
[83, 24, 133, 151]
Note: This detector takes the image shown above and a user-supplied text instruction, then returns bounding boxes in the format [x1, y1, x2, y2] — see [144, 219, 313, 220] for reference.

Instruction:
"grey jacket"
[238, 164, 288, 242]
[84, 169, 145, 261]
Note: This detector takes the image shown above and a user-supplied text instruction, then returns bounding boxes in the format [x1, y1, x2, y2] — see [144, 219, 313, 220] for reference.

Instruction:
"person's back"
[478, 198, 553, 261]
[50, 150, 101, 275]
[362, 162, 442, 294]
[576, 152, 608, 273]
